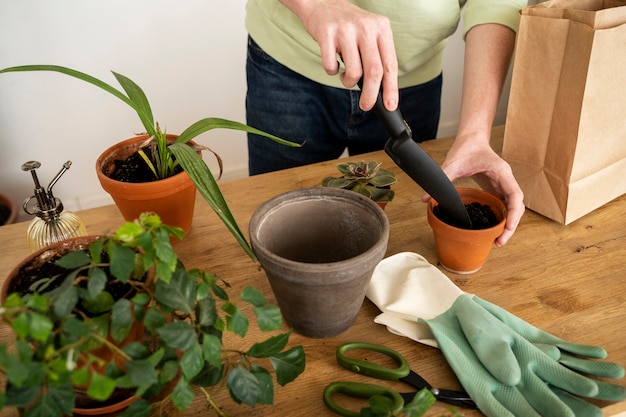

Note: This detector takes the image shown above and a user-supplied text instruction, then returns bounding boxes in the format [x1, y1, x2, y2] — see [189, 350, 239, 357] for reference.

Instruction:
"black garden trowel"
[364, 84, 472, 228]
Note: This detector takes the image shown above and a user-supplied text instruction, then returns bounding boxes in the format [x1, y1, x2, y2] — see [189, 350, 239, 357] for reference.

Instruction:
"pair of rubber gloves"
[366, 252, 625, 417]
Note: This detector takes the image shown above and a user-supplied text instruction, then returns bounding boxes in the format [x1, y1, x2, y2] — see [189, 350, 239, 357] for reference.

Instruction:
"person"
[245, 0, 526, 246]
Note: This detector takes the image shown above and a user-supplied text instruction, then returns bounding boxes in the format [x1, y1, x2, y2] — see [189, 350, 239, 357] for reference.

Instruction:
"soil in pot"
[109, 147, 183, 183]
[433, 202, 498, 230]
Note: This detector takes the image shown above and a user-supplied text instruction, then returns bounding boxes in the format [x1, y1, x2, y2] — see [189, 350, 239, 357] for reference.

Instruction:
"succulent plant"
[322, 161, 397, 203]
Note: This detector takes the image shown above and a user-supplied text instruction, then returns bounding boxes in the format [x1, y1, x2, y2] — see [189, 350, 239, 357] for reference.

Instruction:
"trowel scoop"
[366, 86, 472, 228]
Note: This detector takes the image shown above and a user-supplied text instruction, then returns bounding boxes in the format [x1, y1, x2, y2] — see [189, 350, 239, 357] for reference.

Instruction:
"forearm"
[456, 24, 516, 144]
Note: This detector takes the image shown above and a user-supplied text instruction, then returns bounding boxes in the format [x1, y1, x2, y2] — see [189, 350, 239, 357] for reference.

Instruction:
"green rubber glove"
[366, 252, 626, 417]
[424, 294, 625, 416]
[474, 296, 625, 380]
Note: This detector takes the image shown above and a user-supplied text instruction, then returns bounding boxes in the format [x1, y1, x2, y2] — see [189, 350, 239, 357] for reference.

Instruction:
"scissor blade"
[400, 371, 477, 410]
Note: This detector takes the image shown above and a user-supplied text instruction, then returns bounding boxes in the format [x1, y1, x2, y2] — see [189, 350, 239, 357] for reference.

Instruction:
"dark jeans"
[246, 36, 442, 175]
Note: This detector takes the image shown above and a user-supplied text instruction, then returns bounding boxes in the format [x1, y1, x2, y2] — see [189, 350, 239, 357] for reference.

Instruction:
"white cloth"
[366, 252, 469, 348]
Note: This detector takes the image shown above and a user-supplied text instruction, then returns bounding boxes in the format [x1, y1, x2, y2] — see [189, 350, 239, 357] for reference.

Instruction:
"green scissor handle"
[336, 342, 410, 380]
[323, 381, 405, 417]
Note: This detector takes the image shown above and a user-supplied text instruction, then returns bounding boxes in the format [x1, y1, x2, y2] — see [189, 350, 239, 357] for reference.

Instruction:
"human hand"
[422, 133, 525, 246]
[280, 0, 398, 111]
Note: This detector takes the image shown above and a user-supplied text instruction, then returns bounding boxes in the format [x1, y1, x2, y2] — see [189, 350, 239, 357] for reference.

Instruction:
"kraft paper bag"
[502, 0, 626, 224]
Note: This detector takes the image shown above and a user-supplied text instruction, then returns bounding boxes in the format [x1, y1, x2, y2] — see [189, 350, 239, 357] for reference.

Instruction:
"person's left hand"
[422, 132, 525, 246]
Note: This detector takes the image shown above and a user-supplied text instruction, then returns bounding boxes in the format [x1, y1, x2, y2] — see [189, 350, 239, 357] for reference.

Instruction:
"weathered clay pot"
[249, 187, 389, 338]
[427, 187, 506, 274]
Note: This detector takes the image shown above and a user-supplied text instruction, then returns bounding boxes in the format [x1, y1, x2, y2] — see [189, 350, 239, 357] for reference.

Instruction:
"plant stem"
[200, 387, 229, 417]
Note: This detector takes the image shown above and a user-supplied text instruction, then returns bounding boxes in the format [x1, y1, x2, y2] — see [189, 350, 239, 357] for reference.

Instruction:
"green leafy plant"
[0, 65, 302, 259]
[322, 161, 397, 203]
[0, 213, 306, 417]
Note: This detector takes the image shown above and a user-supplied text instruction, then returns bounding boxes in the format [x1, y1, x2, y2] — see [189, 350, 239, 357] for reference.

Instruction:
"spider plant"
[0, 65, 302, 259]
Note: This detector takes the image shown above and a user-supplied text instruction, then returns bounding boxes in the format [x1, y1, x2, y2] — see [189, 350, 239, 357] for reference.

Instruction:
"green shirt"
[246, 0, 526, 89]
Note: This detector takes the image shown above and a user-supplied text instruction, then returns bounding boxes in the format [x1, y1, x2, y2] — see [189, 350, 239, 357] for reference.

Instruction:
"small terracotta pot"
[0, 192, 18, 226]
[427, 187, 506, 274]
[96, 135, 197, 236]
[250, 187, 389, 338]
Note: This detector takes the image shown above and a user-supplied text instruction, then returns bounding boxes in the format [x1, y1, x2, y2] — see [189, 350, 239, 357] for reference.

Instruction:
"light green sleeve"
[463, 0, 529, 36]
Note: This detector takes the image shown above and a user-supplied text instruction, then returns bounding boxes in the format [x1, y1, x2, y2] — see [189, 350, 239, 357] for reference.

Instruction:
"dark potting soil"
[433, 202, 498, 230]
[10, 249, 134, 308]
[108, 148, 183, 183]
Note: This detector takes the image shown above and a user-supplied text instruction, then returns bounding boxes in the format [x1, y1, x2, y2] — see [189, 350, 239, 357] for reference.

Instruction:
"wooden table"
[1, 126, 624, 417]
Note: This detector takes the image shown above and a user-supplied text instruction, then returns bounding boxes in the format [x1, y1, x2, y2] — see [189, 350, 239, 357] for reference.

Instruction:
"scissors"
[323, 342, 477, 416]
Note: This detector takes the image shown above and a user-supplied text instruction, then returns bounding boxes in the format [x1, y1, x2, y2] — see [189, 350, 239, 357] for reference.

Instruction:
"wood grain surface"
[1, 126, 624, 416]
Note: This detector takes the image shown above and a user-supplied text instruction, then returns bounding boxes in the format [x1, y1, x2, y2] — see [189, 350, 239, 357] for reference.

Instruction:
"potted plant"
[0, 65, 301, 257]
[427, 187, 506, 274]
[0, 192, 18, 226]
[0, 212, 306, 417]
[322, 161, 397, 209]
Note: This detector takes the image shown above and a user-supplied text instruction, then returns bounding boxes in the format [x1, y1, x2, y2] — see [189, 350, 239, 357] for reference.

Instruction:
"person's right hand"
[280, 0, 399, 112]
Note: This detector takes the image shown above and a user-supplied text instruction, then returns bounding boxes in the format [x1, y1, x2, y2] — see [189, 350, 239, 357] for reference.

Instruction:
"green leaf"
[251, 364, 274, 405]
[155, 228, 177, 269]
[202, 333, 222, 368]
[11, 312, 30, 339]
[223, 303, 249, 337]
[270, 346, 306, 386]
[109, 244, 136, 282]
[160, 360, 180, 384]
[180, 341, 204, 381]
[172, 377, 195, 411]
[169, 142, 256, 260]
[157, 321, 196, 351]
[122, 342, 150, 360]
[247, 333, 289, 358]
[195, 295, 216, 327]
[26, 293, 50, 313]
[110, 298, 132, 344]
[401, 388, 437, 417]
[29, 312, 54, 342]
[87, 372, 116, 401]
[89, 238, 105, 264]
[154, 268, 196, 313]
[227, 365, 260, 407]
[126, 359, 159, 394]
[115, 221, 143, 243]
[62, 316, 91, 341]
[240, 286, 267, 307]
[113, 71, 155, 136]
[80, 290, 114, 315]
[87, 267, 108, 299]
[53, 286, 78, 318]
[25, 380, 75, 417]
[143, 306, 166, 334]
[56, 250, 91, 269]
[254, 305, 282, 331]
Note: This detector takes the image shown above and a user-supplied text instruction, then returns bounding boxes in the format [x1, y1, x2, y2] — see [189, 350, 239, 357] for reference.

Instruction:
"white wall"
[0, 1, 510, 222]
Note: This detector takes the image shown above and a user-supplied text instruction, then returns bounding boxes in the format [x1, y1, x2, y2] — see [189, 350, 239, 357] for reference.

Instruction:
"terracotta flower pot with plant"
[0, 65, 301, 257]
[95, 134, 199, 236]
[0, 213, 306, 417]
[321, 160, 397, 209]
[427, 187, 506, 274]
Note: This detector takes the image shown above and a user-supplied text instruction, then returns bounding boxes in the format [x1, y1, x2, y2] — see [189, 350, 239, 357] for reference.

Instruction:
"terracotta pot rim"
[2, 235, 102, 302]
[95, 134, 197, 190]
[427, 187, 506, 234]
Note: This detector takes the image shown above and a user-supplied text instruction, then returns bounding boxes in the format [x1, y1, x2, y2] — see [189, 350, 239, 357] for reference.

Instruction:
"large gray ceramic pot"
[249, 187, 389, 338]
